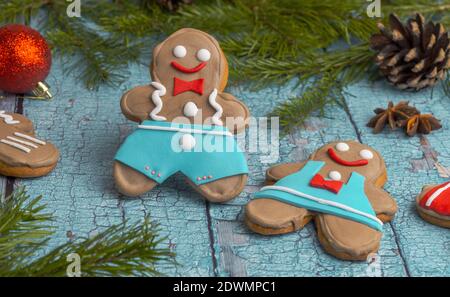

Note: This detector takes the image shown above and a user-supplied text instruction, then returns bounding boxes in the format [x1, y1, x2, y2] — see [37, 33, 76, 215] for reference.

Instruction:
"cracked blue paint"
[0, 36, 445, 276]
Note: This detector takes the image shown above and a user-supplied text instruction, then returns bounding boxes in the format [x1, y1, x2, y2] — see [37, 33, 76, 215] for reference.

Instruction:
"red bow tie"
[173, 77, 204, 96]
[310, 174, 343, 194]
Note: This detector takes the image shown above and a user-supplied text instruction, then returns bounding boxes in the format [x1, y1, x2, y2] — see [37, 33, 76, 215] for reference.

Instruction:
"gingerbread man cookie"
[114, 28, 250, 201]
[245, 141, 398, 261]
[416, 182, 450, 228]
[0, 111, 59, 177]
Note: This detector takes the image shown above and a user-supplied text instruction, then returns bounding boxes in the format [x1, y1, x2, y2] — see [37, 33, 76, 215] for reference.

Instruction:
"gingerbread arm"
[265, 161, 307, 184]
[120, 85, 157, 123]
[365, 183, 397, 219]
[217, 92, 250, 134]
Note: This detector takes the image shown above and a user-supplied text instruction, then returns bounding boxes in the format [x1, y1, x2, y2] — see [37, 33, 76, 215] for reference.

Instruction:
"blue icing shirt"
[115, 120, 248, 185]
[253, 161, 383, 231]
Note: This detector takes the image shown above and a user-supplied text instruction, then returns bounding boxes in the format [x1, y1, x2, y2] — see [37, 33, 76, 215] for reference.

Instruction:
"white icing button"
[328, 171, 342, 181]
[336, 142, 349, 152]
[179, 134, 196, 150]
[173, 45, 187, 58]
[360, 149, 374, 160]
[183, 102, 199, 117]
[197, 49, 211, 62]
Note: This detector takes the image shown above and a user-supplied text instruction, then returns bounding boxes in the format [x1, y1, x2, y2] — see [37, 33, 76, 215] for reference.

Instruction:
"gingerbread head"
[114, 29, 249, 200]
[246, 140, 398, 260]
[120, 28, 249, 133]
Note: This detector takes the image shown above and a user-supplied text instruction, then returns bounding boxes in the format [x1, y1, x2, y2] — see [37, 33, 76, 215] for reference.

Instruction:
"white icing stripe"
[425, 183, 450, 207]
[14, 132, 46, 145]
[149, 82, 167, 121]
[260, 185, 383, 227]
[6, 136, 38, 148]
[208, 89, 223, 126]
[1, 139, 31, 153]
[138, 124, 233, 137]
[0, 110, 20, 125]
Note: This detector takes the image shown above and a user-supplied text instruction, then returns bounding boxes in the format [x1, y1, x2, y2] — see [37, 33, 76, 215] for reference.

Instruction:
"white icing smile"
[183, 102, 199, 117]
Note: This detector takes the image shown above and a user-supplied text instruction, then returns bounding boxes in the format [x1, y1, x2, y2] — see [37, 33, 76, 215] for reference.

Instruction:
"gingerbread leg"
[315, 214, 381, 261]
[190, 174, 247, 203]
[245, 161, 313, 235]
[113, 161, 158, 197]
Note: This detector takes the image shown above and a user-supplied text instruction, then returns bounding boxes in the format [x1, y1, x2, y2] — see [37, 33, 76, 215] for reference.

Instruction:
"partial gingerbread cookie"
[0, 111, 59, 177]
[114, 28, 250, 201]
[416, 182, 450, 228]
[245, 141, 398, 261]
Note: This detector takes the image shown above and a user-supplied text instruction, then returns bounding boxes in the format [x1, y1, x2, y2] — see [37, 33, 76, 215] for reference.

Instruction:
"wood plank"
[344, 80, 450, 276]
[0, 93, 16, 201]
[208, 81, 408, 276]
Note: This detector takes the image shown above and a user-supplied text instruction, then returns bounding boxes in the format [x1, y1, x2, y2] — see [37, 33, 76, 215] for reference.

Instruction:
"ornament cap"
[31, 81, 52, 100]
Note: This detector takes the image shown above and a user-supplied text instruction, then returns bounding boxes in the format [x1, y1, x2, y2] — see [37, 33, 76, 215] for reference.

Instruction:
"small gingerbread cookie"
[416, 182, 450, 228]
[114, 28, 250, 201]
[245, 141, 398, 261]
[0, 110, 59, 177]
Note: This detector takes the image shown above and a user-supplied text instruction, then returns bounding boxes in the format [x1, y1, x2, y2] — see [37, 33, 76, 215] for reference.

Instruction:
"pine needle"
[0, 188, 176, 277]
[270, 73, 345, 134]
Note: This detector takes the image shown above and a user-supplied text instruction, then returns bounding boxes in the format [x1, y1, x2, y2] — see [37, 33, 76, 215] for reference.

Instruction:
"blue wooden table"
[1, 39, 450, 277]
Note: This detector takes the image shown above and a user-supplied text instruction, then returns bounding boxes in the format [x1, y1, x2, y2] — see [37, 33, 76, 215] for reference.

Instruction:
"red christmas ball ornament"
[0, 24, 52, 96]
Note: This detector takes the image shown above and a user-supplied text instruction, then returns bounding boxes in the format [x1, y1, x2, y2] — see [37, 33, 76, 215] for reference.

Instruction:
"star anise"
[400, 113, 442, 136]
[367, 101, 419, 133]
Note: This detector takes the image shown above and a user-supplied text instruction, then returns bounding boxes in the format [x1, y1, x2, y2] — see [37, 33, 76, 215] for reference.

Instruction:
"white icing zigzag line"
[14, 132, 46, 145]
[149, 82, 167, 121]
[1, 139, 31, 153]
[0, 110, 20, 125]
[208, 89, 223, 126]
[425, 183, 450, 207]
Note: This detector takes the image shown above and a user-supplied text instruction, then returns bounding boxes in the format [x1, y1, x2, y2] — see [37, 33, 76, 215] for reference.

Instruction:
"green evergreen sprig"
[0, 188, 176, 277]
[270, 73, 345, 134]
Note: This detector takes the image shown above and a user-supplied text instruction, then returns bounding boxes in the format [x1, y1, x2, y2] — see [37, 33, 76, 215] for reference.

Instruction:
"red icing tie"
[173, 77, 204, 96]
[310, 174, 344, 194]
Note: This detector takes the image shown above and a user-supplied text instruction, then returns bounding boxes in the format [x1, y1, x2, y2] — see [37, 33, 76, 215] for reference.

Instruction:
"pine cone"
[370, 13, 450, 91]
[156, 0, 193, 11]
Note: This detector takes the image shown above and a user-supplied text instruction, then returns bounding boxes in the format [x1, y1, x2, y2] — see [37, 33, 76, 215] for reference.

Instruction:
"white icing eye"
[360, 149, 374, 160]
[336, 142, 349, 152]
[173, 45, 187, 58]
[329, 171, 342, 181]
[197, 49, 211, 62]
[183, 102, 199, 117]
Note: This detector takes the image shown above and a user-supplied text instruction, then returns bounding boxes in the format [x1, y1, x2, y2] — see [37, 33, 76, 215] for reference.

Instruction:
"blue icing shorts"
[115, 120, 248, 185]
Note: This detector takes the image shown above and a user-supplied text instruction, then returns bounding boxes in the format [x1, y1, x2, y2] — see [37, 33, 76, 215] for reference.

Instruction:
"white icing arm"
[149, 82, 167, 121]
[208, 88, 223, 126]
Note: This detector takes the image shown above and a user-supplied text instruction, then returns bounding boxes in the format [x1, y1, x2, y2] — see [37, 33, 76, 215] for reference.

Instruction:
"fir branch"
[16, 218, 175, 277]
[0, 188, 176, 277]
[234, 43, 376, 88]
[0, 187, 52, 272]
[270, 73, 345, 134]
